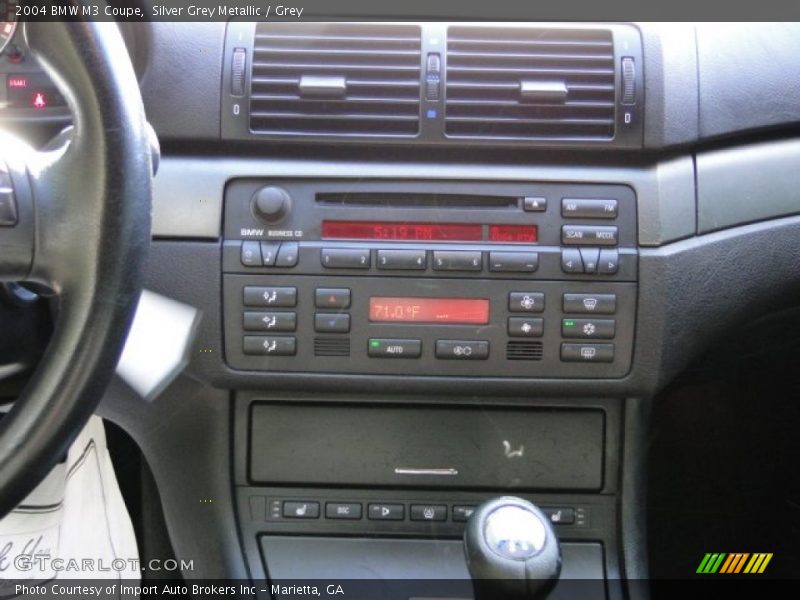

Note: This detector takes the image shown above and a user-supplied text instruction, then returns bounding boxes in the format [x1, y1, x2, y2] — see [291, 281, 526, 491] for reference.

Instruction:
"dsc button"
[325, 503, 362, 520]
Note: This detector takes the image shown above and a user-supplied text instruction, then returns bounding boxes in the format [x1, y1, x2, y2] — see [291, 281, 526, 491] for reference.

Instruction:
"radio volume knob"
[252, 186, 291, 224]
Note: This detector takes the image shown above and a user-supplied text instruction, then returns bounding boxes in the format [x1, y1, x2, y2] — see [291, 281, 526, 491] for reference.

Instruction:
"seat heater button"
[282, 501, 320, 519]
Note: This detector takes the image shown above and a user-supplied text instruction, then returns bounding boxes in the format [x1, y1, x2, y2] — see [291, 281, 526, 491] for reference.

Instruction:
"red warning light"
[32, 92, 48, 110]
[8, 77, 27, 88]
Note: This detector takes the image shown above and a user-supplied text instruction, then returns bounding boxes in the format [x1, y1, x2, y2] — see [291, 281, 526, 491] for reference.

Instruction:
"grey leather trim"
[697, 138, 800, 234]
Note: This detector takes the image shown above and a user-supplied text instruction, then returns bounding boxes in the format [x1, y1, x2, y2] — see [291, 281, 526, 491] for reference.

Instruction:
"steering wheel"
[0, 20, 152, 517]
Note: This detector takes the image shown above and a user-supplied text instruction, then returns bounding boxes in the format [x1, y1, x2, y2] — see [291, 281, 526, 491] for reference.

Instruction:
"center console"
[224, 178, 637, 598]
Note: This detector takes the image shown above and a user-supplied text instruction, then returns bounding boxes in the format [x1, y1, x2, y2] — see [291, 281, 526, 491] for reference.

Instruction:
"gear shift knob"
[464, 496, 561, 600]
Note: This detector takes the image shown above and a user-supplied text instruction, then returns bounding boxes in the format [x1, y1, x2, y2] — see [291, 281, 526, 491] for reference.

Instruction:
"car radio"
[222, 179, 637, 378]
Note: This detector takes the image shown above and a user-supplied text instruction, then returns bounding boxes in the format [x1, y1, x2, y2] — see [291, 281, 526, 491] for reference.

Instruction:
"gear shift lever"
[464, 496, 561, 600]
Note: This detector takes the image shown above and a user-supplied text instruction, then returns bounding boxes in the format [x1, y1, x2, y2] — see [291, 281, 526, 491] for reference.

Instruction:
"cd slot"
[316, 192, 517, 209]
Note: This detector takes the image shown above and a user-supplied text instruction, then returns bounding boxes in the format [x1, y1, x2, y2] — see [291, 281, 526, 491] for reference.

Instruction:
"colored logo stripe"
[697, 552, 773, 574]
[697, 553, 727, 573]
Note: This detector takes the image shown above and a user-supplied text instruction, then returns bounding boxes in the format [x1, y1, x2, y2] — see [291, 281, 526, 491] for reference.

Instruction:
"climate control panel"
[222, 179, 638, 378]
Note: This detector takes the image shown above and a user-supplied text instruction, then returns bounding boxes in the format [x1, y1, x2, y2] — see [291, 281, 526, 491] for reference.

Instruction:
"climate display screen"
[369, 297, 490, 324]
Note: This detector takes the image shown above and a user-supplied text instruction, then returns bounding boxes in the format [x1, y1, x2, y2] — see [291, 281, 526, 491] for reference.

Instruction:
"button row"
[278, 500, 581, 525]
[242, 243, 623, 275]
[368, 339, 490, 360]
[241, 241, 298, 267]
[322, 248, 539, 274]
[282, 501, 454, 522]
[523, 196, 619, 220]
[561, 248, 619, 274]
[509, 292, 617, 314]
[561, 225, 618, 246]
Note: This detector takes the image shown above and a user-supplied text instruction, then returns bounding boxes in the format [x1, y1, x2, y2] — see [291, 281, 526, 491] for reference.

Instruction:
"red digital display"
[322, 221, 483, 242]
[369, 297, 490, 324]
[488, 225, 538, 243]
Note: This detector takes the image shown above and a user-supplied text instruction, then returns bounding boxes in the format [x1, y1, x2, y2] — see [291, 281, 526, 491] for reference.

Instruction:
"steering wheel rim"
[0, 19, 152, 517]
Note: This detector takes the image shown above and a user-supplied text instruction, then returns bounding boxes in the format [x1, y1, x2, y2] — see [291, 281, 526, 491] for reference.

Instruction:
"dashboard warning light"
[32, 92, 47, 109]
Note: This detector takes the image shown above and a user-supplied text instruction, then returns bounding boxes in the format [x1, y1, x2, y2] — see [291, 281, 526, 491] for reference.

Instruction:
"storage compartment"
[249, 404, 604, 491]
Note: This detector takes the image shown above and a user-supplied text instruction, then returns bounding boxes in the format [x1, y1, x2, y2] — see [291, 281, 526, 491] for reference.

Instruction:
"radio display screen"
[369, 297, 490, 324]
[322, 221, 483, 242]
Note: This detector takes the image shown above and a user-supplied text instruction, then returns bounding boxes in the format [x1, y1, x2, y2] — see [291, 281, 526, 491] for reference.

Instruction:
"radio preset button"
[377, 249, 427, 270]
[508, 317, 544, 338]
[240, 241, 262, 267]
[368, 339, 422, 358]
[321, 248, 370, 269]
[243, 286, 297, 307]
[562, 318, 616, 339]
[561, 249, 584, 273]
[260, 242, 280, 266]
[562, 225, 618, 246]
[315, 288, 351, 309]
[509, 292, 545, 313]
[563, 293, 617, 314]
[243, 311, 297, 332]
[243, 336, 297, 356]
[315, 313, 351, 333]
[275, 242, 299, 267]
[435, 340, 489, 360]
[488, 252, 538, 273]
[561, 343, 614, 363]
[562, 198, 618, 219]
[523, 196, 547, 212]
[432, 250, 482, 271]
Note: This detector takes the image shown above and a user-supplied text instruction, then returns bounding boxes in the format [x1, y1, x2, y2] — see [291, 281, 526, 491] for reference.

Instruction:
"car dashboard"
[4, 19, 800, 597]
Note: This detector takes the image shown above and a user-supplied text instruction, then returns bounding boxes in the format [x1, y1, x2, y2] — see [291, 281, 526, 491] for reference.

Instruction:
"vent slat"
[448, 50, 613, 62]
[250, 23, 422, 137]
[251, 94, 421, 105]
[446, 26, 616, 141]
[254, 47, 420, 58]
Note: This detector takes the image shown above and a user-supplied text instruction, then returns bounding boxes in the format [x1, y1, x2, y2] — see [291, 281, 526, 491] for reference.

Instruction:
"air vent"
[506, 341, 544, 361]
[314, 337, 351, 357]
[250, 23, 422, 137]
[446, 26, 616, 141]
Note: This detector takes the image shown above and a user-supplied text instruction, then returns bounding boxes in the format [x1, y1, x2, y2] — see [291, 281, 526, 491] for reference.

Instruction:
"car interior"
[1, 12, 800, 600]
